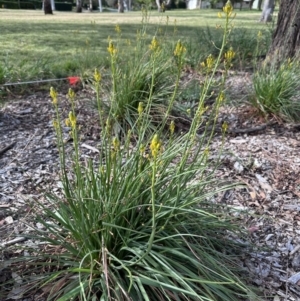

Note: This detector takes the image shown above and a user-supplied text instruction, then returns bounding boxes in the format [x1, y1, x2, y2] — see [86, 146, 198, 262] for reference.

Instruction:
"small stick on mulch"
[0, 142, 16, 157]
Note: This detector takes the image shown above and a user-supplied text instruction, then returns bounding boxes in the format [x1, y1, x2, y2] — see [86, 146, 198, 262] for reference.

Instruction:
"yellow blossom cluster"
[169, 120, 175, 135]
[66, 111, 76, 129]
[112, 137, 120, 151]
[94, 69, 101, 83]
[150, 134, 162, 159]
[174, 40, 186, 58]
[115, 24, 121, 34]
[224, 47, 235, 65]
[68, 88, 75, 101]
[201, 54, 215, 71]
[50, 87, 58, 105]
[218, 0, 234, 18]
[107, 40, 117, 56]
[149, 36, 160, 52]
[138, 102, 143, 116]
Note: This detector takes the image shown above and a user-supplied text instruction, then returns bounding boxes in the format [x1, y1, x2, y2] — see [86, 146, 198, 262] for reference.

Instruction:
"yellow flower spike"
[223, 0, 233, 15]
[150, 134, 161, 159]
[170, 120, 175, 135]
[112, 137, 120, 151]
[222, 122, 228, 133]
[217, 91, 225, 103]
[52, 120, 58, 129]
[65, 118, 71, 127]
[68, 88, 75, 101]
[94, 69, 101, 83]
[174, 40, 186, 57]
[50, 87, 58, 105]
[138, 102, 143, 116]
[149, 36, 159, 52]
[206, 54, 214, 70]
[203, 148, 210, 158]
[107, 40, 117, 56]
[257, 30, 262, 40]
[115, 24, 121, 34]
[68, 111, 76, 128]
[218, 12, 222, 18]
[225, 47, 235, 62]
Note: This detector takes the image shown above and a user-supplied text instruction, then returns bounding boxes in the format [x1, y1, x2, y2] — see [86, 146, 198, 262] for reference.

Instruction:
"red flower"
[68, 76, 80, 86]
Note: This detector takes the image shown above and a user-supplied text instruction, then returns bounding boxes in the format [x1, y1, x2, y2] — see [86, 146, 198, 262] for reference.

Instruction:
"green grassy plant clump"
[251, 58, 300, 121]
[1, 3, 258, 301]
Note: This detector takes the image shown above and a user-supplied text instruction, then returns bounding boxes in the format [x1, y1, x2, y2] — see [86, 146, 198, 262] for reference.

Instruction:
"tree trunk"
[155, 0, 162, 12]
[268, 0, 300, 59]
[249, 0, 254, 9]
[44, 0, 53, 14]
[76, 0, 82, 12]
[89, 0, 93, 11]
[118, 0, 124, 12]
[258, 0, 263, 10]
[259, 0, 275, 22]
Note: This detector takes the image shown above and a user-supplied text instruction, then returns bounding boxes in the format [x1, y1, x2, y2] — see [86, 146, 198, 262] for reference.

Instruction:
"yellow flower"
[225, 47, 235, 63]
[223, 0, 233, 15]
[112, 137, 120, 151]
[169, 120, 175, 135]
[222, 122, 228, 133]
[115, 24, 121, 34]
[149, 36, 159, 52]
[68, 111, 76, 128]
[150, 134, 161, 159]
[174, 39, 186, 58]
[218, 12, 222, 18]
[204, 148, 209, 158]
[50, 87, 58, 105]
[257, 30, 262, 40]
[65, 118, 71, 127]
[94, 69, 101, 83]
[68, 88, 75, 101]
[138, 102, 143, 116]
[107, 40, 117, 55]
[217, 91, 225, 103]
[206, 54, 214, 69]
[53, 120, 59, 129]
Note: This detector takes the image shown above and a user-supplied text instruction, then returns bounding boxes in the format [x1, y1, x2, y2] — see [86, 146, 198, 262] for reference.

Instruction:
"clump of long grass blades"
[251, 57, 300, 121]
[1, 3, 259, 301]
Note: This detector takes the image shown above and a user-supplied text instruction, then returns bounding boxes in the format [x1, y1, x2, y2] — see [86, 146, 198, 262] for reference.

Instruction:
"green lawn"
[0, 8, 272, 83]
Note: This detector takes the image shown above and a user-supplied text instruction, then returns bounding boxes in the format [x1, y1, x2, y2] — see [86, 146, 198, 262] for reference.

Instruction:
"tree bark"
[268, 0, 300, 59]
[76, 0, 82, 12]
[260, 0, 275, 22]
[258, 0, 263, 10]
[118, 0, 124, 12]
[44, 0, 53, 14]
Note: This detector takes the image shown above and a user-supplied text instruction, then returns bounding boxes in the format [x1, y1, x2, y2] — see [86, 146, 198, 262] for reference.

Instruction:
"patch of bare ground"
[0, 74, 300, 300]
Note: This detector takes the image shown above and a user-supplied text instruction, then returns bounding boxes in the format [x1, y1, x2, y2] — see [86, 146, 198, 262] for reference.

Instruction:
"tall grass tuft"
[1, 3, 258, 301]
[251, 58, 300, 121]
